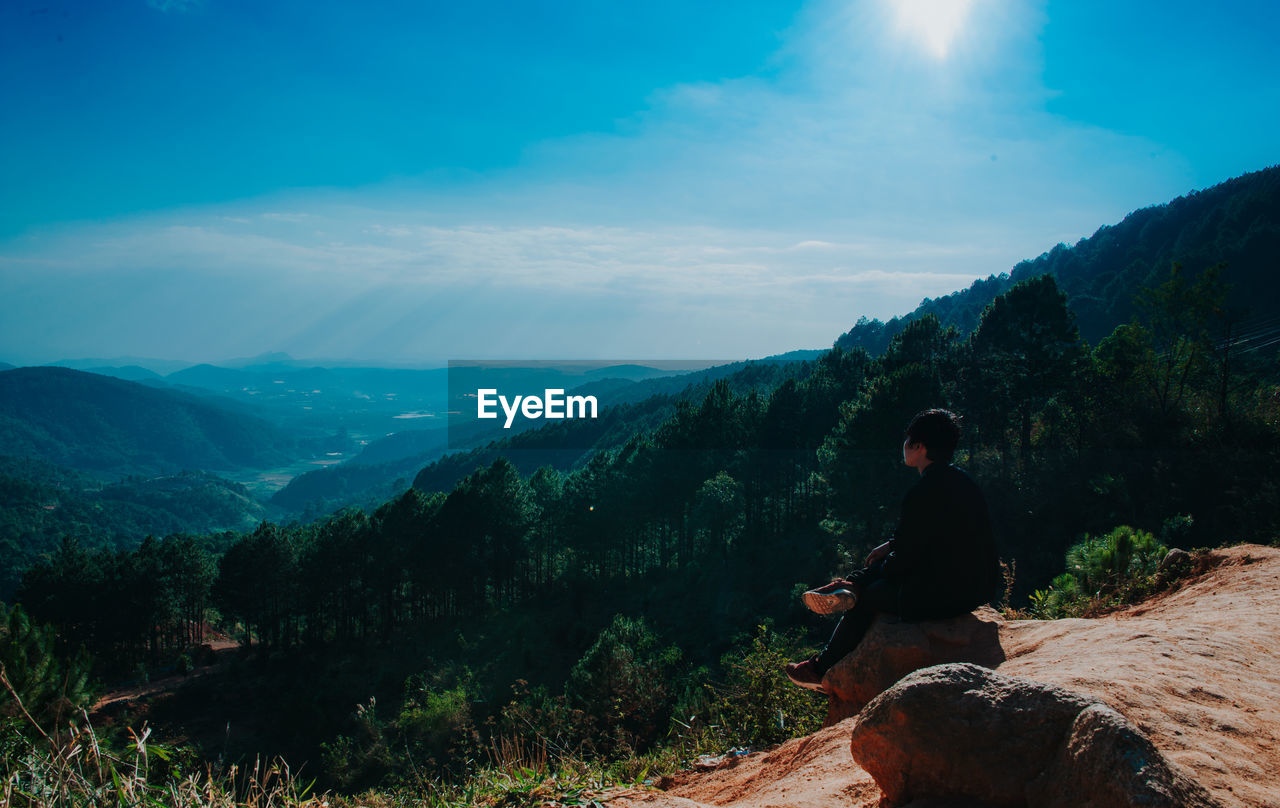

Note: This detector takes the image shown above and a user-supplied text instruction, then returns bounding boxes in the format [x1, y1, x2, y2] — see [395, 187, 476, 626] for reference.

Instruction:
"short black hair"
[905, 408, 961, 464]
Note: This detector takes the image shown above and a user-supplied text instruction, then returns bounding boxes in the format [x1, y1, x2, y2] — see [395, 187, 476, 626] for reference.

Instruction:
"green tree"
[692, 471, 745, 560]
[370, 489, 431, 637]
[967, 274, 1083, 467]
[528, 466, 565, 587]
[1064, 525, 1166, 596]
[213, 522, 298, 649]
[565, 614, 682, 754]
[1135, 262, 1227, 419]
[0, 602, 94, 730]
[299, 509, 372, 644]
[1029, 525, 1167, 618]
[819, 333, 948, 551]
[159, 534, 215, 648]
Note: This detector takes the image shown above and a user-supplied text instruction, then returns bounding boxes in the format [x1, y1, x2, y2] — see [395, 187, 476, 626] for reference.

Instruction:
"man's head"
[904, 408, 961, 466]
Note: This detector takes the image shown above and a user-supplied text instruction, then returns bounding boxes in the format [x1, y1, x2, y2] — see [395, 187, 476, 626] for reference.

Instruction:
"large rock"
[848, 663, 1221, 808]
[821, 607, 1004, 725]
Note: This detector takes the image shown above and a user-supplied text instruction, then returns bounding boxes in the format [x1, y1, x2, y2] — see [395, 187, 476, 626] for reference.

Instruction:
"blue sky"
[1, 0, 1277, 365]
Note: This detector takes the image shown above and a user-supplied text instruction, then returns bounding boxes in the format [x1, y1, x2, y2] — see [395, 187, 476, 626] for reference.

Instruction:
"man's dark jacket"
[879, 462, 1000, 619]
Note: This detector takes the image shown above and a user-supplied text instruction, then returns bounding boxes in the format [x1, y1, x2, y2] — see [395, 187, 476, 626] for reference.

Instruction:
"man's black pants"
[813, 564, 902, 675]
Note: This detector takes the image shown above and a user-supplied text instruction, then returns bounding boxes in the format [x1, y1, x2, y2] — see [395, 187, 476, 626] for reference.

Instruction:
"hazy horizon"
[3, 353, 770, 375]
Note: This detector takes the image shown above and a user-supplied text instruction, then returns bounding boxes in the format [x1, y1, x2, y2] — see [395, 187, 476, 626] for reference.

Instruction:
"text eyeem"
[476, 388, 599, 429]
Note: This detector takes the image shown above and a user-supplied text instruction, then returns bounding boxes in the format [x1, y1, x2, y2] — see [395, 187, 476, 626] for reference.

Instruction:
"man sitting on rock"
[786, 408, 1000, 690]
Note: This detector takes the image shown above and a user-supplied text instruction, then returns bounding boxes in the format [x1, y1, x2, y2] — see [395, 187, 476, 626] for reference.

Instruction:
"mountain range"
[3, 164, 1280, 530]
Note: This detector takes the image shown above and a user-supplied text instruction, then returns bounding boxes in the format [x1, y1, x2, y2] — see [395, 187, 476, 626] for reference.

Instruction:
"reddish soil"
[607, 544, 1280, 808]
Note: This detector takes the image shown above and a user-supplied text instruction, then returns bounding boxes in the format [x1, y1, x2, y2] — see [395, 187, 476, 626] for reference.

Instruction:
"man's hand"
[865, 540, 892, 566]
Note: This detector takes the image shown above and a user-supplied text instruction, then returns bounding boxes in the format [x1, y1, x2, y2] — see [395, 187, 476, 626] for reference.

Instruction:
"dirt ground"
[92, 633, 239, 712]
[606, 544, 1280, 808]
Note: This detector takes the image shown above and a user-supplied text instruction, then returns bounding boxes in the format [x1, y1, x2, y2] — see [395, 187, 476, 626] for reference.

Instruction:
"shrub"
[395, 676, 480, 775]
[320, 697, 394, 792]
[564, 615, 682, 756]
[1065, 524, 1166, 594]
[493, 679, 579, 761]
[706, 624, 824, 748]
[1029, 525, 1167, 618]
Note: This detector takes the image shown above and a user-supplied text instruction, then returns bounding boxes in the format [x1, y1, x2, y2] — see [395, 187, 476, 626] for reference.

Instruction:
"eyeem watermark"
[476, 388, 598, 429]
[446, 359, 736, 450]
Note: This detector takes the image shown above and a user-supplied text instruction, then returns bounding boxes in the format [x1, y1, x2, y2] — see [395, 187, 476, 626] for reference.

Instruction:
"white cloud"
[1, 0, 1199, 364]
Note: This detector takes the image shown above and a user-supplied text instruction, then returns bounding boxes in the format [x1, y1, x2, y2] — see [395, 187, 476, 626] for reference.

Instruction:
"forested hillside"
[837, 164, 1280, 353]
[0, 455, 266, 599]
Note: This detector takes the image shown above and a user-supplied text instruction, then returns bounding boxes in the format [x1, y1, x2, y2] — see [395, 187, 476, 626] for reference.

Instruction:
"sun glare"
[888, 0, 975, 60]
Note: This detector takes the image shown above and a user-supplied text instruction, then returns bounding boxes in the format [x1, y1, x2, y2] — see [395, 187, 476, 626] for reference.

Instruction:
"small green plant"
[706, 623, 824, 748]
[1028, 572, 1085, 618]
[1029, 525, 1167, 618]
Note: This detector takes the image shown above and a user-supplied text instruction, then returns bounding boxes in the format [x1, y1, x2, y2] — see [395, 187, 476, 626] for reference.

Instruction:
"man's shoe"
[785, 659, 827, 692]
[803, 585, 857, 615]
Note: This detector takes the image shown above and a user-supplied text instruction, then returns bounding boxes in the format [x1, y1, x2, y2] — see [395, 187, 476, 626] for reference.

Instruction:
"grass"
[3, 662, 709, 808]
[4, 616, 822, 808]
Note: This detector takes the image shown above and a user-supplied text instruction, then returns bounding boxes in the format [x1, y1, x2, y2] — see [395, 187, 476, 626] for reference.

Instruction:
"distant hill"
[0, 362, 14, 371]
[582, 363, 703, 381]
[267, 361, 739, 514]
[269, 452, 434, 515]
[218, 351, 297, 369]
[837, 164, 1280, 353]
[274, 396, 680, 513]
[0, 367, 301, 476]
[581, 357, 810, 407]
